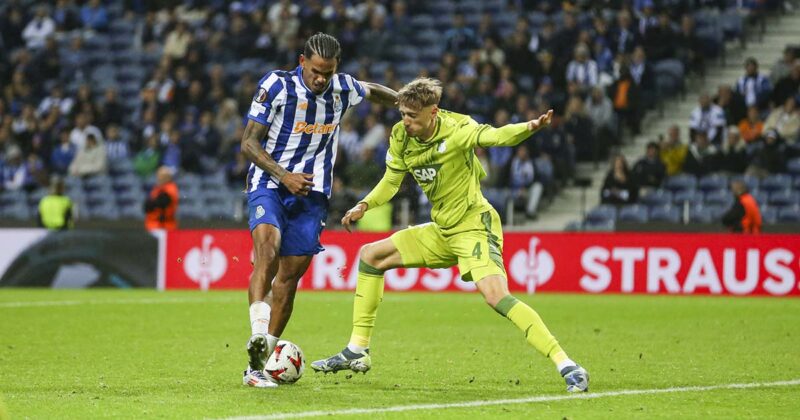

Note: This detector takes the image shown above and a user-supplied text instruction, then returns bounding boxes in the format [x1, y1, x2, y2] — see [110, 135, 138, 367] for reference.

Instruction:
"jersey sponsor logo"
[411, 164, 441, 183]
[293, 121, 337, 134]
[254, 88, 268, 103]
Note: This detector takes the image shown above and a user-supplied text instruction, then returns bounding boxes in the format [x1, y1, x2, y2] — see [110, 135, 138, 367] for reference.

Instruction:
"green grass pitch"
[1, 289, 798, 419]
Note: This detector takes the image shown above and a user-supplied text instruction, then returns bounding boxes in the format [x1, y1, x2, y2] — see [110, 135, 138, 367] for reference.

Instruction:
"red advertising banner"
[164, 231, 800, 296]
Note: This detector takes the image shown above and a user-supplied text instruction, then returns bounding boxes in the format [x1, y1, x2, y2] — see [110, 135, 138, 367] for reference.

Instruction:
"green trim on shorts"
[494, 295, 519, 316]
[480, 211, 505, 271]
[359, 260, 385, 276]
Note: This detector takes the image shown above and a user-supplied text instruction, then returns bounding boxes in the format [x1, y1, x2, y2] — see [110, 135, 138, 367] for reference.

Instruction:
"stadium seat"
[86, 190, 112, 207]
[83, 175, 113, 192]
[768, 190, 800, 207]
[777, 206, 800, 223]
[649, 205, 682, 223]
[119, 205, 144, 220]
[206, 202, 236, 220]
[641, 189, 672, 207]
[410, 14, 435, 30]
[2, 202, 30, 220]
[88, 201, 120, 220]
[729, 174, 759, 192]
[760, 174, 792, 192]
[663, 174, 697, 193]
[0, 190, 26, 207]
[584, 219, 615, 231]
[27, 188, 48, 207]
[688, 204, 713, 223]
[112, 174, 141, 193]
[586, 205, 617, 224]
[753, 190, 769, 207]
[116, 189, 145, 207]
[761, 207, 778, 224]
[698, 174, 729, 193]
[178, 202, 209, 221]
[564, 220, 583, 231]
[176, 174, 202, 195]
[483, 188, 511, 216]
[787, 158, 800, 176]
[673, 189, 703, 205]
[704, 189, 733, 207]
[618, 204, 649, 223]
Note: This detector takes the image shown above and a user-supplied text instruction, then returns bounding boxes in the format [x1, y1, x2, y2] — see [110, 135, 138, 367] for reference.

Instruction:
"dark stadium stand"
[0, 0, 792, 229]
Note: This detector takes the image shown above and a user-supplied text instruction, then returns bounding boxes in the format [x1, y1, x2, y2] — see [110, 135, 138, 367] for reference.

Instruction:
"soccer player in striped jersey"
[242, 33, 397, 388]
[311, 78, 589, 393]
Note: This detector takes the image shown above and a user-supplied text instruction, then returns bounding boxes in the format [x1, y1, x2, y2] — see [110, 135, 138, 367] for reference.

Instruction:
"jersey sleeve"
[343, 73, 367, 107]
[452, 117, 532, 149]
[385, 123, 408, 172]
[247, 72, 285, 126]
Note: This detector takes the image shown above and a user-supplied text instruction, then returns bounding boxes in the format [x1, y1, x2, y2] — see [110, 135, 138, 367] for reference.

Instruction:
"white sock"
[347, 343, 367, 354]
[249, 301, 270, 336]
[557, 358, 577, 374]
[266, 334, 279, 355]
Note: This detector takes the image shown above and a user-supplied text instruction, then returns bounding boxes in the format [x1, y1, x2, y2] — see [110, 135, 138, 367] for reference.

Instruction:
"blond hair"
[397, 77, 443, 110]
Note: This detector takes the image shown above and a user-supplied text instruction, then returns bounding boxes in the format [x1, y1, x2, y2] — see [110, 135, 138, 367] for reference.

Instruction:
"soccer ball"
[264, 340, 305, 384]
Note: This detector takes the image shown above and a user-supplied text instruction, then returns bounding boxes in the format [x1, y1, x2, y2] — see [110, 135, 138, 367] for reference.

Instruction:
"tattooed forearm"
[240, 120, 287, 181]
[364, 82, 398, 107]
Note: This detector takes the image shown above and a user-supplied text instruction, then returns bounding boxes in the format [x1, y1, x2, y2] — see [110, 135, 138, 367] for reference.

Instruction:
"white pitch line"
[224, 379, 800, 420]
[0, 296, 240, 308]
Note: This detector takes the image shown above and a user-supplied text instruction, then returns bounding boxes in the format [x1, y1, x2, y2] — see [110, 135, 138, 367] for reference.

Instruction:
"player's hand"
[341, 202, 368, 233]
[281, 173, 315, 196]
[528, 109, 554, 132]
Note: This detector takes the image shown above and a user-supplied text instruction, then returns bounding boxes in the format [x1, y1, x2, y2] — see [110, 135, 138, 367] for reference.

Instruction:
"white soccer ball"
[264, 340, 305, 384]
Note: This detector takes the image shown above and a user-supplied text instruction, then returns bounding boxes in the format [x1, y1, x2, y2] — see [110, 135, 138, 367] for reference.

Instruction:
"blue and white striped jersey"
[246, 66, 366, 197]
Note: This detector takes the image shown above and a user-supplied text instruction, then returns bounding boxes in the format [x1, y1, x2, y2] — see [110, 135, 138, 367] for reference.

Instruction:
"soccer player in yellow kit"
[311, 78, 589, 392]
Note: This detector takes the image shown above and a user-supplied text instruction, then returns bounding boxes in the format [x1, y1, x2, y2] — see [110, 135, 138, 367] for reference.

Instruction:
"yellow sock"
[349, 261, 385, 348]
[495, 295, 566, 367]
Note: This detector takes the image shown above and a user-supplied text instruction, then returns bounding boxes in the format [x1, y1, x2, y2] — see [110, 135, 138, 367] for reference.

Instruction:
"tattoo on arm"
[364, 82, 398, 107]
[240, 120, 287, 182]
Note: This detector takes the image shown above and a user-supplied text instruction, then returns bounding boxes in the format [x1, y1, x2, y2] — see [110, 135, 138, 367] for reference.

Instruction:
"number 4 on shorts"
[472, 242, 482, 259]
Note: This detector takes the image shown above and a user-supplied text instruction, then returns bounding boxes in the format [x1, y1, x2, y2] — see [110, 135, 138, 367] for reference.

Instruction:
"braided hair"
[303, 33, 342, 62]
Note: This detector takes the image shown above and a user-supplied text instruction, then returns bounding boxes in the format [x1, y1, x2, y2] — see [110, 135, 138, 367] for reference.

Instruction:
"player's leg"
[269, 255, 313, 339]
[455, 209, 588, 392]
[311, 223, 454, 373]
[244, 191, 285, 388]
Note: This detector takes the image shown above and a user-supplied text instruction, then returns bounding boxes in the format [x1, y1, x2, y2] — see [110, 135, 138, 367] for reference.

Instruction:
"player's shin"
[349, 260, 385, 352]
[494, 295, 576, 371]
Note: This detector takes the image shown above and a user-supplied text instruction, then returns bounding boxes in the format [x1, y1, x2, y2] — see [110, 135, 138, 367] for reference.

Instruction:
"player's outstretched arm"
[341, 168, 405, 232]
[362, 82, 398, 107]
[477, 109, 554, 148]
[240, 119, 314, 196]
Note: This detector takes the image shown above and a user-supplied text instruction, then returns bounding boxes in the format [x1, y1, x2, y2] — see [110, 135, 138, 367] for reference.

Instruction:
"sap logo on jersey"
[509, 237, 554, 294]
[293, 122, 336, 134]
[184, 235, 228, 291]
[412, 165, 440, 183]
[579, 246, 797, 295]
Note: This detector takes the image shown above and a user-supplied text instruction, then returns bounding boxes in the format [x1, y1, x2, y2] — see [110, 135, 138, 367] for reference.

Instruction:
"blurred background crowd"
[0, 0, 794, 227]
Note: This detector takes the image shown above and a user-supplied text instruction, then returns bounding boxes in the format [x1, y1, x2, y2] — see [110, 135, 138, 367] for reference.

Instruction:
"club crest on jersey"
[412, 164, 442, 184]
[255, 205, 265, 219]
[438, 141, 447, 153]
[333, 94, 342, 112]
[254, 88, 268, 103]
[298, 101, 309, 110]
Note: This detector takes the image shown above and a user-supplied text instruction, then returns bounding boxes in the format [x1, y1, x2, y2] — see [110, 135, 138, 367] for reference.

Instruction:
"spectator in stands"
[601, 154, 638, 205]
[676, 14, 704, 77]
[528, 19, 558, 56]
[133, 135, 160, 178]
[747, 130, 786, 177]
[22, 5, 55, 50]
[690, 93, 727, 145]
[764, 97, 800, 143]
[633, 141, 666, 191]
[164, 21, 192, 60]
[611, 10, 641, 56]
[769, 46, 796, 85]
[226, 147, 249, 188]
[359, 14, 393, 61]
[719, 126, 749, 174]
[722, 180, 761, 234]
[683, 131, 719, 177]
[586, 86, 616, 151]
[2, 146, 26, 191]
[610, 65, 641, 136]
[24, 153, 47, 192]
[161, 130, 182, 174]
[37, 85, 74, 119]
[738, 106, 765, 143]
[144, 166, 179, 230]
[772, 60, 800, 107]
[97, 88, 124, 129]
[644, 10, 677, 61]
[566, 44, 598, 95]
[715, 84, 747, 126]
[50, 128, 77, 175]
[1, 6, 26, 51]
[80, 0, 109, 32]
[69, 133, 107, 178]
[509, 146, 543, 219]
[69, 112, 104, 151]
[629, 46, 655, 103]
[53, 0, 80, 32]
[563, 96, 595, 162]
[735, 57, 771, 111]
[444, 12, 479, 59]
[105, 125, 130, 163]
[38, 177, 73, 230]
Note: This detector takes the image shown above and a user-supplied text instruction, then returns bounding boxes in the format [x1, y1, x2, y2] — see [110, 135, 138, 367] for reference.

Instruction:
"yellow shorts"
[390, 207, 505, 282]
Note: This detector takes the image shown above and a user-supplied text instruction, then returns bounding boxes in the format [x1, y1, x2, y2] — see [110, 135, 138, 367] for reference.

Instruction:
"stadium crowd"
[0, 0, 788, 225]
